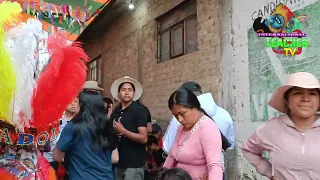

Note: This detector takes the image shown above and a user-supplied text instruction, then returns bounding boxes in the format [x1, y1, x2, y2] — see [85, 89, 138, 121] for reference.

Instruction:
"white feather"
[5, 18, 42, 132]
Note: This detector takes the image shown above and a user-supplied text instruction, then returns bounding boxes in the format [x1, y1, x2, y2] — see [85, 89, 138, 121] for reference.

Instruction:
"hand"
[107, 106, 112, 118]
[200, 175, 208, 180]
[113, 118, 126, 135]
[108, 104, 113, 114]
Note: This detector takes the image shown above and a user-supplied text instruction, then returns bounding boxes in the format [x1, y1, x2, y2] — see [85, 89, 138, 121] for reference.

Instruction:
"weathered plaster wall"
[221, 0, 320, 179]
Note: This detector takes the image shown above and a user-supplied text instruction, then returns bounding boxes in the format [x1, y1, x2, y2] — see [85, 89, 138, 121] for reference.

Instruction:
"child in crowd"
[157, 168, 192, 180]
[147, 135, 166, 167]
[151, 123, 163, 148]
[145, 135, 166, 179]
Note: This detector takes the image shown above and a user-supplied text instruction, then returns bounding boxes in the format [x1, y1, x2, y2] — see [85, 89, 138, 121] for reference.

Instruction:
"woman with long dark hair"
[53, 91, 119, 180]
[163, 88, 229, 180]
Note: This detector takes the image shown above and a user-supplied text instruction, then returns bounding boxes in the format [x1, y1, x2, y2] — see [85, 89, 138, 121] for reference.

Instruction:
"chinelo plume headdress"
[5, 18, 43, 131]
[0, 1, 21, 123]
[31, 32, 89, 130]
[0, 1, 89, 179]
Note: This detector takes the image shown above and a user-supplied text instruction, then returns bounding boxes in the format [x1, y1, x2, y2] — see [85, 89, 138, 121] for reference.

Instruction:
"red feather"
[36, 151, 58, 180]
[31, 33, 89, 130]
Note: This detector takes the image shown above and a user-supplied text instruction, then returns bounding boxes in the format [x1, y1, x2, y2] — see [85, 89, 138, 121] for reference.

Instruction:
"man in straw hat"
[241, 72, 320, 180]
[83, 80, 104, 92]
[110, 76, 149, 180]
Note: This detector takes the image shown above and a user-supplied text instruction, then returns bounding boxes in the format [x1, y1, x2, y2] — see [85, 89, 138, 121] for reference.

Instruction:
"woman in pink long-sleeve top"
[241, 72, 320, 180]
[163, 87, 230, 180]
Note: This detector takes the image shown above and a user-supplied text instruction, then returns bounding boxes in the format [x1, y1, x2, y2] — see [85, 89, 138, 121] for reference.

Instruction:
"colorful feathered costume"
[0, 1, 89, 179]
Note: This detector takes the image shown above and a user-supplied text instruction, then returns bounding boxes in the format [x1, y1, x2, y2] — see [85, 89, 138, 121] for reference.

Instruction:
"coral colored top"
[241, 114, 320, 180]
[163, 115, 223, 180]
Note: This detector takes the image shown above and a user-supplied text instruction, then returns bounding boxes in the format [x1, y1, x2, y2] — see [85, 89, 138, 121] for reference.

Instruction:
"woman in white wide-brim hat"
[241, 72, 320, 180]
[110, 76, 143, 102]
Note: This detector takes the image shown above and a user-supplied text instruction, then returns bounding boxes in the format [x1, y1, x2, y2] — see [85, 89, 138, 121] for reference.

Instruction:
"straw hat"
[268, 72, 320, 113]
[83, 81, 104, 91]
[110, 76, 143, 101]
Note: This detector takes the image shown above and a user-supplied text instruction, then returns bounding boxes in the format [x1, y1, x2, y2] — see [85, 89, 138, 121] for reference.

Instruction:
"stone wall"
[83, 0, 223, 122]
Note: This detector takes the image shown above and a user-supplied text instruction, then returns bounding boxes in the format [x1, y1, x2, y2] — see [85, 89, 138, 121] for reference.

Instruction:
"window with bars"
[88, 55, 102, 83]
[157, 0, 198, 62]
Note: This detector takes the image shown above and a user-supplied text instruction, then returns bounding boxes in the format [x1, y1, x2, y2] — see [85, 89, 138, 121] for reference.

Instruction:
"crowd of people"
[41, 76, 236, 180]
[43, 72, 320, 180]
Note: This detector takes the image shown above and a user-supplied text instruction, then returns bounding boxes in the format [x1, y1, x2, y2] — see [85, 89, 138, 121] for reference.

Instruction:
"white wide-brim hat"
[268, 72, 320, 113]
[83, 81, 104, 91]
[110, 76, 143, 101]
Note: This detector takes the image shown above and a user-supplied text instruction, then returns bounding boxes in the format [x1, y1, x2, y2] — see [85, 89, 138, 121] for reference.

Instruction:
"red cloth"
[56, 163, 66, 180]
[158, 136, 163, 149]
[0, 168, 16, 180]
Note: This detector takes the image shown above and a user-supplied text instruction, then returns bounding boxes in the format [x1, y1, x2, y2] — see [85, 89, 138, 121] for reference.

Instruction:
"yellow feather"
[0, 1, 22, 123]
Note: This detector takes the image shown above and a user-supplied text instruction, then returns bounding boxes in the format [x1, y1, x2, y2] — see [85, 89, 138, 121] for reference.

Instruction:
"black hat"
[180, 81, 202, 92]
[152, 123, 162, 134]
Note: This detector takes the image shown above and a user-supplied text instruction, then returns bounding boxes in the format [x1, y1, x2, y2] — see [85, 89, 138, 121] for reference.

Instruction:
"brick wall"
[83, 0, 222, 123]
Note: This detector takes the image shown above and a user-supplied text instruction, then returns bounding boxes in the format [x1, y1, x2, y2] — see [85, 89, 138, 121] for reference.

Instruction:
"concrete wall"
[221, 0, 320, 179]
[84, 0, 223, 123]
